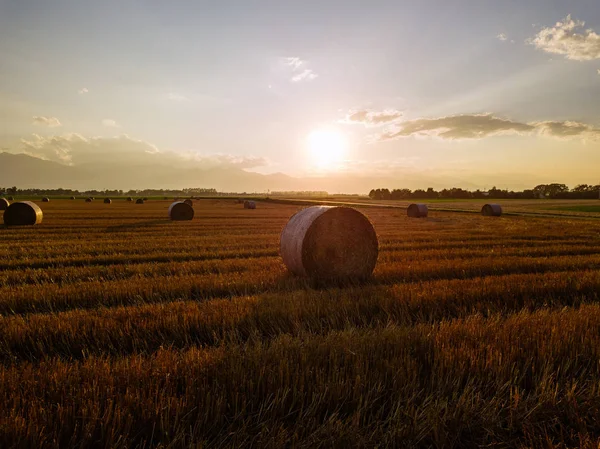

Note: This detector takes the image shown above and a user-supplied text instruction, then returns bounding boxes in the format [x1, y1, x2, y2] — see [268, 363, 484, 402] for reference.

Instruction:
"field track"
[2, 199, 600, 448]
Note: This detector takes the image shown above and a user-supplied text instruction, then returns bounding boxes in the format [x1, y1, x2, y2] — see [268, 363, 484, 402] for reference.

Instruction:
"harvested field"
[1, 199, 600, 448]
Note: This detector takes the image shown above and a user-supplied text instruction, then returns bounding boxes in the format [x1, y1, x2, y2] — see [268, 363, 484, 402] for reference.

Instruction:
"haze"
[1, 0, 600, 192]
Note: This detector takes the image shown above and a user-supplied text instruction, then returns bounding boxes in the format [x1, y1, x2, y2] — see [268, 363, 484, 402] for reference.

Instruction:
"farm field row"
[2, 199, 600, 448]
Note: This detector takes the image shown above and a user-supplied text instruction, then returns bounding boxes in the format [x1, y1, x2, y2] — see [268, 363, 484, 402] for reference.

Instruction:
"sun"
[306, 128, 348, 169]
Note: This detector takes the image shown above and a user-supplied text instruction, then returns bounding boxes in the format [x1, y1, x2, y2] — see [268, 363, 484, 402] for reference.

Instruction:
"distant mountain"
[0, 152, 544, 193]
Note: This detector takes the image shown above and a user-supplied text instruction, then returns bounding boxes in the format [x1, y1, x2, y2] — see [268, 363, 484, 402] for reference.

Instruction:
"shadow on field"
[106, 219, 171, 232]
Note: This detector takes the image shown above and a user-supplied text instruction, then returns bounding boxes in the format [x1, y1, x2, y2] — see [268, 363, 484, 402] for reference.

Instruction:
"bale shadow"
[106, 219, 171, 233]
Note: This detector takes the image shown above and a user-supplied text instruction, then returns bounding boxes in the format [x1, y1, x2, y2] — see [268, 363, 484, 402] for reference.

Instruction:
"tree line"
[369, 184, 600, 200]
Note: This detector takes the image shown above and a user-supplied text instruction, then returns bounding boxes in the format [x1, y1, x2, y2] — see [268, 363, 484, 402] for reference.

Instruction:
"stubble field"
[2, 199, 600, 448]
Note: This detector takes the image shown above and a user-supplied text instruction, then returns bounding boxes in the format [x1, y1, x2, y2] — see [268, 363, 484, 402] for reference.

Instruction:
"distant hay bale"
[280, 206, 379, 281]
[104, 198, 112, 204]
[85, 197, 93, 203]
[3, 201, 43, 226]
[243, 200, 256, 209]
[136, 199, 144, 204]
[42, 197, 50, 203]
[482, 203, 502, 217]
[7, 196, 14, 201]
[407, 203, 428, 218]
[0, 198, 10, 211]
[70, 196, 76, 200]
[127, 197, 133, 202]
[183, 199, 193, 206]
[168, 201, 194, 221]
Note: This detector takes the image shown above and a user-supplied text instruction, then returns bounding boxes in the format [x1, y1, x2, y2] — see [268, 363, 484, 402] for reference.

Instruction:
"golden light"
[306, 128, 348, 169]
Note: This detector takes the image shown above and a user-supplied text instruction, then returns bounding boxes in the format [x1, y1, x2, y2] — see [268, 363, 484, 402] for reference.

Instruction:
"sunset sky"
[1, 0, 600, 191]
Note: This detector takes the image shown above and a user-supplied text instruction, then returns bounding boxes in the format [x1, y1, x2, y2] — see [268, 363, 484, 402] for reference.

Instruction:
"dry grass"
[1, 199, 600, 448]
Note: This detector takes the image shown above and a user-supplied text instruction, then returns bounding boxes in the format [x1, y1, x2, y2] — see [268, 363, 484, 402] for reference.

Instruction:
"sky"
[1, 0, 600, 192]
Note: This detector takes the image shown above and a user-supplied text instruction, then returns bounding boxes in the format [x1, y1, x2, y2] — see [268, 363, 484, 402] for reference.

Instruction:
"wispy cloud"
[32, 116, 61, 127]
[497, 33, 508, 41]
[530, 15, 600, 61]
[341, 109, 403, 126]
[375, 113, 600, 141]
[283, 56, 318, 82]
[167, 92, 190, 102]
[283, 57, 304, 70]
[18, 133, 270, 170]
[102, 119, 119, 127]
[78, 87, 89, 94]
[291, 69, 318, 82]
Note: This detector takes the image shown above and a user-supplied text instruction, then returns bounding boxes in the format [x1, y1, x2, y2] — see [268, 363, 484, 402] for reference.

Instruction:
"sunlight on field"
[2, 199, 600, 447]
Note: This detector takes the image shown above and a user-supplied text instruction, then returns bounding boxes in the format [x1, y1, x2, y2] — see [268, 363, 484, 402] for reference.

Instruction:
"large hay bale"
[183, 199, 193, 206]
[407, 203, 428, 218]
[3, 201, 43, 226]
[168, 201, 194, 221]
[280, 206, 379, 281]
[0, 198, 9, 211]
[70, 196, 76, 200]
[85, 197, 93, 203]
[127, 197, 133, 202]
[42, 197, 50, 203]
[104, 198, 112, 204]
[482, 203, 502, 217]
[136, 199, 144, 204]
[244, 200, 256, 209]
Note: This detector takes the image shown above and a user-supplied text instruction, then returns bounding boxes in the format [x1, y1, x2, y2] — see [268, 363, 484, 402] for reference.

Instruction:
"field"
[2, 198, 600, 448]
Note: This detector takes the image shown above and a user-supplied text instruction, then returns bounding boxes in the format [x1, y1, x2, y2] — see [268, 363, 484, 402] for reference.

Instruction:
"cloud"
[376, 113, 600, 141]
[531, 15, 600, 61]
[291, 69, 318, 82]
[32, 116, 62, 127]
[102, 119, 119, 127]
[18, 133, 269, 170]
[283, 57, 304, 70]
[282, 56, 318, 82]
[78, 88, 89, 94]
[167, 92, 190, 102]
[497, 33, 508, 41]
[341, 109, 403, 126]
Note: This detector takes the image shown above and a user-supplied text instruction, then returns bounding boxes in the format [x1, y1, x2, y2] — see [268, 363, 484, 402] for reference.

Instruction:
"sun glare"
[306, 128, 347, 169]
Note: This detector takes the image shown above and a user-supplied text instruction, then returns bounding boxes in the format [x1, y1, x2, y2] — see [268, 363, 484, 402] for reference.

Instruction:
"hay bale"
[3, 201, 43, 226]
[407, 203, 428, 218]
[482, 204, 502, 217]
[42, 197, 50, 203]
[136, 199, 144, 204]
[127, 197, 133, 202]
[7, 196, 14, 201]
[104, 198, 112, 204]
[85, 197, 93, 202]
[168, 201, 194, 221]
[183, 199, 193, 206]
[280, 206, 378, 280]
[244, 200, 256, 209]
[70, 196, 76, 200]
[0, 198, 10, 211]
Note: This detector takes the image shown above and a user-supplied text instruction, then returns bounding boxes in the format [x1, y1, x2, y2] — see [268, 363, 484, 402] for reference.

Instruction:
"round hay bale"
[168, 201, 194, 221]
[482, 203, 502, 217]
[136, 199, 144, 204]
[7, 196, 14, 201]
[127, 197, 133, 202]
[3, 201, 43, 226]
[0, 198, 10, 211]
[70, 196, 76, 200]
[280, 206, 378, 281]
[407, 203, 428, 218]
[104, 198, 112, 204]
[244, 200, 256, 209]
[85, 197, 93, 203]
[183, 199, 193, 206]
[42, 197, 50, 203]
